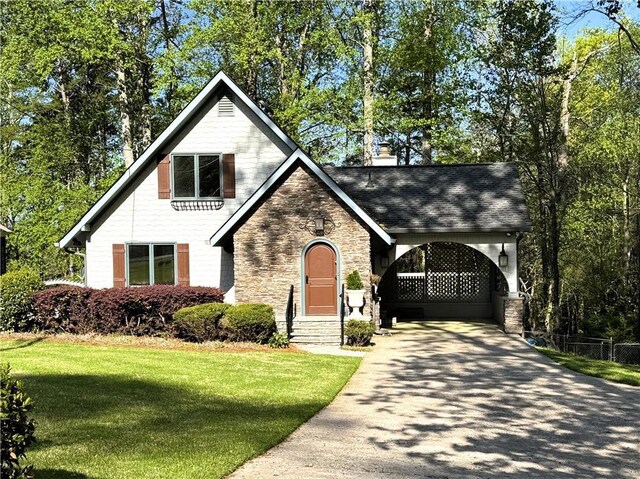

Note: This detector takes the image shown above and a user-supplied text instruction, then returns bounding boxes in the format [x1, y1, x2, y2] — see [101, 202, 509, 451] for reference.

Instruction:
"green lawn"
[537, 347, 640, 386]
[0, 338, 361, 479]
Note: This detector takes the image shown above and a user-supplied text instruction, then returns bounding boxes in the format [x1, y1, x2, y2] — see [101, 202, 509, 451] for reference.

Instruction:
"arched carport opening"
[378, 242, 509, 322]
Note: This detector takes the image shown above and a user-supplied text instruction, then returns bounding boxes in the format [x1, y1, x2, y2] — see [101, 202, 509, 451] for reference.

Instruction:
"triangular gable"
[209, 149, 394, 247]
[58, 71, 299, 248]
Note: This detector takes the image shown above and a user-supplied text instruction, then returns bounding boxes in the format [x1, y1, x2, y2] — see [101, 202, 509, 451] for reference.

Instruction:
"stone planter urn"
[347, 289, 366, 319]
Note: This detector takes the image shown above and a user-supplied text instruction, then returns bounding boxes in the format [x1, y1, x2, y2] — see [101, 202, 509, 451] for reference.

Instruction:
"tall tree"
[473, 0, 566, 331]
[378, 0, 476, 164]
[0, 0, 168, 275]
[362, 0, 377, 165]
[182, 0, 353, 159]
[563, 26, 640, 340]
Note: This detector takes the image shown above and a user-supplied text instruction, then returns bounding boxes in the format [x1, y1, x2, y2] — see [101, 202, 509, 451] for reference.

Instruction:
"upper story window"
[172, 154, 221, 199]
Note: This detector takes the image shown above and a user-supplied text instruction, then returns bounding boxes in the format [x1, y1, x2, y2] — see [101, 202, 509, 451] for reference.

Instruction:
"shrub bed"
[345, 319, 375, 346]
[0, 269, 43, 332]
[221, 303, 276, 343]
[31, 287, 92, 333]
[173, 302, 230, 342]
[32, 285, 224, 336]
[1, 364, 36, 479]
[30, 286, 278, 345]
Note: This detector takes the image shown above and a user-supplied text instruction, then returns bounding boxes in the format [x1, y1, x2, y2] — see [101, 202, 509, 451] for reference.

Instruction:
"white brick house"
[59, 72, 532, 342]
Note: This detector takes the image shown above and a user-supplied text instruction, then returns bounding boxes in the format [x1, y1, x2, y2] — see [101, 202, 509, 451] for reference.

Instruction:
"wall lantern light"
[314, 214, 325, 235]
[498, 243, 508, 268]
[381, 254, 389, 268]
[300, 211, 338, 236]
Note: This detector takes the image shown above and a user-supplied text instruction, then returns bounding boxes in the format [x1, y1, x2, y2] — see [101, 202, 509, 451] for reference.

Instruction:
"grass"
[537, 347, 640, 386]
[0, 337, 361, 479]
[341, 345, 373, 352]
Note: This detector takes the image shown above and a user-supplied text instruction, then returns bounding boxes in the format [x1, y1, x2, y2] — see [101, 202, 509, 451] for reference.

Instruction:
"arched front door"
[305, 243, 337, 315]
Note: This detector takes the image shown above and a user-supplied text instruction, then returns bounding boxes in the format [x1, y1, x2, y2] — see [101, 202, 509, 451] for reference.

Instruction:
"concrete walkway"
[230, 320, 640, 479]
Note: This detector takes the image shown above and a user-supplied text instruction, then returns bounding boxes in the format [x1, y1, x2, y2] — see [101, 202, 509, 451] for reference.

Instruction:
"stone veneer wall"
[234, 164, 372, 320]
[493, 293, 524, 334]
[503, 297, 524, 334]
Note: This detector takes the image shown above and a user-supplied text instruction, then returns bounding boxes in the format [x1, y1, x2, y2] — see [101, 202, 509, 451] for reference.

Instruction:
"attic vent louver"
[218, 92, 234, 117]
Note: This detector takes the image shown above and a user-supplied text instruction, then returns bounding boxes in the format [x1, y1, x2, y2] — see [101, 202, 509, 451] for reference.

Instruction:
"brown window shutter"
[222, 153, 235, 199]
[177, 243, 190, 286]
[158, 155, 171, 199]
[113, 244, 126, 288]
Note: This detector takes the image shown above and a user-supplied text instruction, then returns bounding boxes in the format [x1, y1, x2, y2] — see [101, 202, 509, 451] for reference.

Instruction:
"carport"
[327, 161, 533, 334]
[377, 235, 517, 328]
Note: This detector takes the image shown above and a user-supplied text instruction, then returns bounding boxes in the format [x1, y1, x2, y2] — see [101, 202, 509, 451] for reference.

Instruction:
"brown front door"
[305, 243, 337, 315]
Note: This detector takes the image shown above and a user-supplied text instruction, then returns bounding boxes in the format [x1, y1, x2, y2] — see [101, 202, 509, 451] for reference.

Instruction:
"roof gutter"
[386, 226, 533, 234]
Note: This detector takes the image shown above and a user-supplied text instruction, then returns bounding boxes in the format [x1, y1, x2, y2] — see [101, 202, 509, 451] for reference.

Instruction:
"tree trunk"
[558, 52, 577, 168]
[160, 0, 176, 113]
[548, 196, 561, 331]
[116, 64, 134, 168]
[404, 133, 412, 165]
[138, 9, 152, 151]
[421, 4, 434, 164]
[246, 0, 260, 99]
[633, 142, 640, 340]
[362, 0, 375, 166]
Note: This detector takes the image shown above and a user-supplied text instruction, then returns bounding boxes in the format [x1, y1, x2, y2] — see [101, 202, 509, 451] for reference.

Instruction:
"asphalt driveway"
[230, 320, 640, 478]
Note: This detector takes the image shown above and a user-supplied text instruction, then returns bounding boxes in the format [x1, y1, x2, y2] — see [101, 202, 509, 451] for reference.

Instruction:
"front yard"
[0, 337, 361, 479]
[537, 347, 640, 386]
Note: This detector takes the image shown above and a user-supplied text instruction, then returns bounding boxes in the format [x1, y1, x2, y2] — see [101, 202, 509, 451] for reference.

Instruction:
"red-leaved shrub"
[32, 285, 224, 336]
[32, 287, 92, 333]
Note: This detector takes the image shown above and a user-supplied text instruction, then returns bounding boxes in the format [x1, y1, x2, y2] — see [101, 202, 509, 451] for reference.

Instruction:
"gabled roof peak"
[59, 71, 298, 248]
[209, 149, 394, 247]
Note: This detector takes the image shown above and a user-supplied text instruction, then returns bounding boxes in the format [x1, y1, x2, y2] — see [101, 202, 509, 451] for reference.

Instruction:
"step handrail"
[339, 283, 346, 346]
[285, 284, 294, 338]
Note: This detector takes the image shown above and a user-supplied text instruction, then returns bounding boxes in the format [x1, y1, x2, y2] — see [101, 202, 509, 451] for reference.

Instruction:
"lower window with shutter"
[126, 243, 176, 286]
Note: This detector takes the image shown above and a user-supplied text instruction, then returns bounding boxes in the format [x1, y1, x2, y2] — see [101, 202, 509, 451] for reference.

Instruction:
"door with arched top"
[304, 243, 337, 315]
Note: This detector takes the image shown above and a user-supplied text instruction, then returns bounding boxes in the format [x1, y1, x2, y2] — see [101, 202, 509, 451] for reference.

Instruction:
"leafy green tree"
[562, 26, 640, 339]
[471, 0, 566, 331]
[377, 0, 477, 164]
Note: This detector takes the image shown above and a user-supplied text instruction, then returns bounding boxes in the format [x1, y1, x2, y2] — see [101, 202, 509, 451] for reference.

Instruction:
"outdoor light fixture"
[498, 243, 508, 268]
[381, 254, 389, 268]
[299, 211, 338, 236]
[314, 214, 325, 235]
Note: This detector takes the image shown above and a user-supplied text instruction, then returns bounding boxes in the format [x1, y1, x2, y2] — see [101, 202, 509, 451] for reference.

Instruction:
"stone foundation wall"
[234, 164, 372, 319]
[503, 297, 524, 334]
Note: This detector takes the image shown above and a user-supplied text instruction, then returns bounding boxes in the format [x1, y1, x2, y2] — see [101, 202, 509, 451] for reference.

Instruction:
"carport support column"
[503, 296, 524, 334]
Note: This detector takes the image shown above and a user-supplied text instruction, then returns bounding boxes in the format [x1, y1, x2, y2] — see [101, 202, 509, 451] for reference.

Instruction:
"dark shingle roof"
[324, 163, 532, 233]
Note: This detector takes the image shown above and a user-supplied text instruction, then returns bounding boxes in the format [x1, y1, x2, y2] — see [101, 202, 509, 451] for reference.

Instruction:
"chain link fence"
[524, 331, 640, 365]
[614, 343, 640, 365]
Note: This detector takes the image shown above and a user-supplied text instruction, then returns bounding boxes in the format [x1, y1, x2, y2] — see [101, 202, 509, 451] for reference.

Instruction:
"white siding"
[85, 95, 291, 289]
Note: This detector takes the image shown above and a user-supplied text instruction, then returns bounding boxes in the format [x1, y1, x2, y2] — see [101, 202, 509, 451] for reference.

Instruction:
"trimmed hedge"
[345, 319, 375, 346]
[173, 302, 231, 342]
[0, 269, 43, 332]
[32, 285, 224, 336]
[221, 303, 276, 343]
[31, 287, 92, 333]
[31, 286, 276, 344]
[1, 364, 36, 479]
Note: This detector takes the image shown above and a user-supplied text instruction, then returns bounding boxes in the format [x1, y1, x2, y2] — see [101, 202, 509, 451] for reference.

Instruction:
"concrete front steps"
[287, 315, 343, 346]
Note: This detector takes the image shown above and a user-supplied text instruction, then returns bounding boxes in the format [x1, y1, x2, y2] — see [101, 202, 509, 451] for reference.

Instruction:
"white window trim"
[125, 243, 177, 286]
[171, 153, 223, 200]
